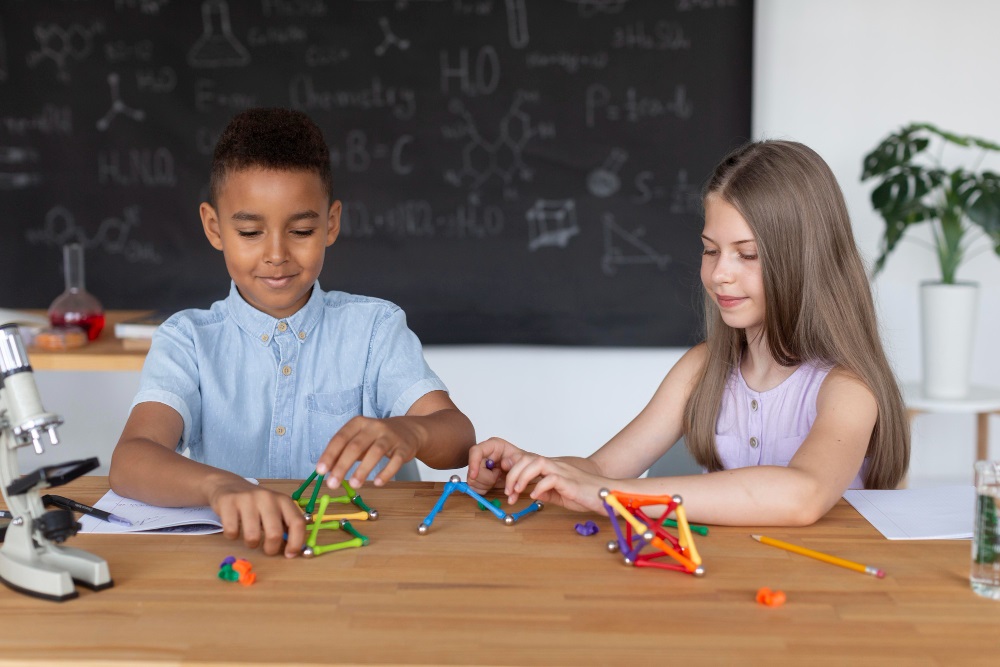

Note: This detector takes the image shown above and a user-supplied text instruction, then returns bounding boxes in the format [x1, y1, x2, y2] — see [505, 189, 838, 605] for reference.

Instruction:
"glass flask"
[47, 243, 105, 341]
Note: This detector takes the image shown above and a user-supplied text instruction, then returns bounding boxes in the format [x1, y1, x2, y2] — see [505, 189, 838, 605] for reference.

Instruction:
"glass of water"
[972, 460, 1000, 600]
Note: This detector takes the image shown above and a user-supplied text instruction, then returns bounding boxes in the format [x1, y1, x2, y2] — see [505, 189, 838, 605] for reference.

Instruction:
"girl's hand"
[506, 456, 609, 514]
[466, 437, 527, 494]
[207, 478, 306, 558]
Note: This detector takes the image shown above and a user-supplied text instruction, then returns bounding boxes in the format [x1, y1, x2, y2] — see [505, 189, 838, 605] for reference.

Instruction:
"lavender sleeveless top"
[714, 360, 867, 489]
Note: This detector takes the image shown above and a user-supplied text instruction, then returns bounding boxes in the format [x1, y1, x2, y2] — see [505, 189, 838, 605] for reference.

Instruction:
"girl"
[468, 140, 909, 526]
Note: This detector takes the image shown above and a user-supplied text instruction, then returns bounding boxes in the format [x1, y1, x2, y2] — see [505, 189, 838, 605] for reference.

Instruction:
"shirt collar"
[224, 281, 325, 346]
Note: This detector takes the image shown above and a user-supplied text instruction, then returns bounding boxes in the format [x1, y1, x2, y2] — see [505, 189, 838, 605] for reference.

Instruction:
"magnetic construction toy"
[291, 470, 377, 557]
[599, 488, 704, 576]
[418, 475, 542, 534]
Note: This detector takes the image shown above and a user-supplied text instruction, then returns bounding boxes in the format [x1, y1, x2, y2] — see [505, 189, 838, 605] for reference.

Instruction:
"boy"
[109, 108, 475, 558]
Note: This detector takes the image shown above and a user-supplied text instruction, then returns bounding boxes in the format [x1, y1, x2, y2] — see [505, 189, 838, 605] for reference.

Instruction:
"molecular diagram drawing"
[96, 73, 145, 131]
[374, 16, 410, 56]
[526, 199, 579, 251]
[26, 21, 105, 82]
[443, 91, 554, 200]
[601, 212, 670, 276]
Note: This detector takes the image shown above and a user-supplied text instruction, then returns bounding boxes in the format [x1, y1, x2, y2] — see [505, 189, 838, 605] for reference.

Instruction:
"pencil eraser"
[876, 569, 885, 579]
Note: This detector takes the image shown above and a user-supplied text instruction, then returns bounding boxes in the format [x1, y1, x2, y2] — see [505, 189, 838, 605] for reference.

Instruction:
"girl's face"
[700, 195, 765, 336]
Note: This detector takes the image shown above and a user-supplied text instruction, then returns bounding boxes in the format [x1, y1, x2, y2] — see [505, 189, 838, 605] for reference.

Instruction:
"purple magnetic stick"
[574, 520, 599, 536]
[485, 459, 495, 470]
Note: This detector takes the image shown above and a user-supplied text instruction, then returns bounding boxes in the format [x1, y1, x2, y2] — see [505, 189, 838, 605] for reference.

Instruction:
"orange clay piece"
[755, 587, 786, 607]
[232, 559, 253, 575]
[238, 571, 256, 586]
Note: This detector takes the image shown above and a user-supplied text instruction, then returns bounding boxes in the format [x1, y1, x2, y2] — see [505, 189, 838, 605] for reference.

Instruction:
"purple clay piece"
[220, 555, 236, 567]
[485, 459, 495, 470]
[575, 520, 599, 536]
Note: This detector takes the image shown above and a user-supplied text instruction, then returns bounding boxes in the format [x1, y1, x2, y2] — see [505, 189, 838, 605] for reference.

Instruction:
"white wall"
[21, 0, 1000, 486]
[754, 0, 1000, 485]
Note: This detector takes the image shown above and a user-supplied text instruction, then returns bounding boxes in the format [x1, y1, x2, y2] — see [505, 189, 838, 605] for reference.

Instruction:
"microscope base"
[0, 545, 113, 602]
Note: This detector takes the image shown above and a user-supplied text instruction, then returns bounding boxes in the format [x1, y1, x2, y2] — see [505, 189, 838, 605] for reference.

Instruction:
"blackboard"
[0, 0, 752, 346]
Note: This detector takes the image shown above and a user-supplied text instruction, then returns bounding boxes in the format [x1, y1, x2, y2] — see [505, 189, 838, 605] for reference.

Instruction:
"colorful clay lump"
[418, 475, 542, 534]
[301, 494, 370, 558]
[599, 488, 704, 576]
[218, 556, 256, 586]
[291, 469, 378, 522]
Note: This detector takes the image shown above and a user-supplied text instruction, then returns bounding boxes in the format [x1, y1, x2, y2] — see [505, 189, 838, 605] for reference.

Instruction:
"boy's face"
[200, 168, 340, 320]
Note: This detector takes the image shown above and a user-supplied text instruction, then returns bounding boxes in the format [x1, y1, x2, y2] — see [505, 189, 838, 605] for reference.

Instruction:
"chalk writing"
[611, 21, 691, 50]
[525, 50, 608, 73]
[289, 75, 416, 120]
[97, 147, 177, 187]
[194, 79, 258, 112]
[188, 0, 251, 68]
[0, 106, 73, 136]
[585, 83, 693, 126]
[440, 47, 500, 97]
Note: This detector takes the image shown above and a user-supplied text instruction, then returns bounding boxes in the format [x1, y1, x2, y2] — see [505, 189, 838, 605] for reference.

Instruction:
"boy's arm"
[315, 390, 475, 490]
[109, 402, 306, 556]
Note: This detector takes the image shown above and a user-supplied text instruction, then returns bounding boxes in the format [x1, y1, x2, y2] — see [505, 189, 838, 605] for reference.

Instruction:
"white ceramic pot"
[920, 281, 979, 399]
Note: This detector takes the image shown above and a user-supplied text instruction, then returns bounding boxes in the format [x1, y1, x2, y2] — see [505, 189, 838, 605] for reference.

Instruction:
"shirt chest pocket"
[306, 387, 364, 460]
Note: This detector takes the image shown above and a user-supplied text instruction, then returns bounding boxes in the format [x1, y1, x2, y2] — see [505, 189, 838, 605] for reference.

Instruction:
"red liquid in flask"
[49, 311, 106, 341]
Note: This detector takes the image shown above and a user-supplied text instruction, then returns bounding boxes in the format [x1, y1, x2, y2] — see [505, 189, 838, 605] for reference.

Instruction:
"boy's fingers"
[260, 504, 287, 556]
[348, 444, 389, 488]
[316, 418, 366, 478]
[218, 503, 241, 541]
[240, 505, 263, 549]
[283, 505, 306, 558]
[373, 452, 405, 487]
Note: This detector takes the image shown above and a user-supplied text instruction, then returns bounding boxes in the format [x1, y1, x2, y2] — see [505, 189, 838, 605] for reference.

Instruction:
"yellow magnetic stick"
[673, 504, 702, 566]
[318, 510, 370, 522]
[604, 495, 650, 535]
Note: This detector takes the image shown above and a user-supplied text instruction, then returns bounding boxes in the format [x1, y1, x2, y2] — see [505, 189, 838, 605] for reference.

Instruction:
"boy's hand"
[466, 437, 527, 494]
[315, 416, 424, 490]
[207, 478, 306, 558]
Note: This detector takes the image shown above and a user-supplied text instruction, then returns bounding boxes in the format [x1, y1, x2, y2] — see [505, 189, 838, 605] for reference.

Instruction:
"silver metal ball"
[642, 530, 654, 541]
[302, 547, 314, 558]
[504, 515, 514, 526]
[598, 488, 609, 499]
[302, 512, 313, 522]
[623, 556, 633, 566]
[449, 474, 461, 483]
[534, 502, 543, 511]
[368, 509, 379, 520]
[672, 494, 683, 505]
[606, 540, 619, 553]
[417, 523, 428, 535]
[693, 566, 705, 577]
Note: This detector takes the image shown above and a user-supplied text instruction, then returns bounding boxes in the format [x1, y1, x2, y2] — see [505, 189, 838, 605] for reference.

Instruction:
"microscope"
[0, 324, 112, 601]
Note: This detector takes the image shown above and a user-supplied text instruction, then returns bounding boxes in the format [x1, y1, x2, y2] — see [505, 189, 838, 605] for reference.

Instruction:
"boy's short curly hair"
[209, 108, 333, 205]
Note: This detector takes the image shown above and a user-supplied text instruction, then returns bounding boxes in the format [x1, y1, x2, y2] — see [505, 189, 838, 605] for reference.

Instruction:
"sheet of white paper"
[842, 485, 974, 540]
[77, 479, 257, 535]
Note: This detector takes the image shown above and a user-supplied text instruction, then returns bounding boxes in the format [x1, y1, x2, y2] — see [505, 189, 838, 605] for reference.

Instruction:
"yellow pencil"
[752, 534, 885, 578]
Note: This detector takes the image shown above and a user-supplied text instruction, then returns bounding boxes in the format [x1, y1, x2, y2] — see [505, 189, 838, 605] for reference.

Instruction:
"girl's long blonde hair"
[683, 140, 909, 489]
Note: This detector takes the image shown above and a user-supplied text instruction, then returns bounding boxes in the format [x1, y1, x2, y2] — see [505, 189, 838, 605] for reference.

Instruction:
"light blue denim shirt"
[131, 282, 447, 479]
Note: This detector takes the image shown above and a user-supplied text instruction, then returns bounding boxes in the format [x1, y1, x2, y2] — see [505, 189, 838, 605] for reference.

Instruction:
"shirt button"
[282, 365, 292, 376]
[277, 322, 288, 332]
[275, 426, 286, 436]
[298, 331, 306, 340]
[751, 399, 759, 411]
[260, 333, 269, 342]
[749, 436, 759, 448]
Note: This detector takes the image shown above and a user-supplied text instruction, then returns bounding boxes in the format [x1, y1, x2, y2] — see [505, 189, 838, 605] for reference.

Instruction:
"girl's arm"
[519, 367, 877, 526]
[499, 344, 707, 498]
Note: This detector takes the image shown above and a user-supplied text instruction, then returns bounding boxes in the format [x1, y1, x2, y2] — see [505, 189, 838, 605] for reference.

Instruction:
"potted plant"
[862, 122, 1000, 399]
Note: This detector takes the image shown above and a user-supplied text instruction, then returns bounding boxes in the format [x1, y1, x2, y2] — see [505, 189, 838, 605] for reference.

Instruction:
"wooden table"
[1, 477, 997, 665]
[26, 311, 151, 372]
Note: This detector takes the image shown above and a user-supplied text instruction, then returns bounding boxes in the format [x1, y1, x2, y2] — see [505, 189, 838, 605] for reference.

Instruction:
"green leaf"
[968, 172, 1000, 258]
[861, 126, 930, 180]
